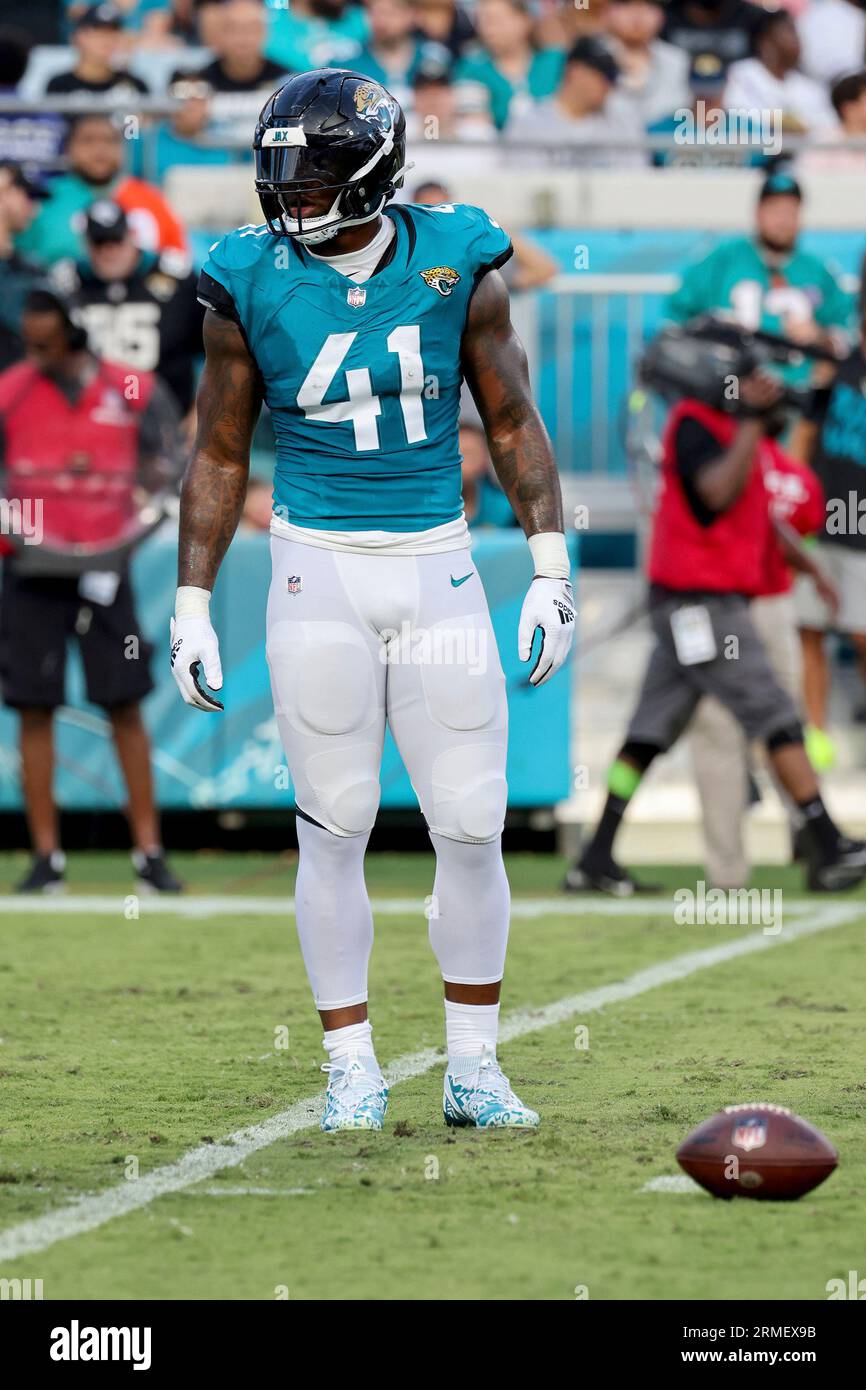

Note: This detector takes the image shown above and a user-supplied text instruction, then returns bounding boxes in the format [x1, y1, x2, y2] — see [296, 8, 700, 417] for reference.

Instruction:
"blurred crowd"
[2, 0, 866, 184]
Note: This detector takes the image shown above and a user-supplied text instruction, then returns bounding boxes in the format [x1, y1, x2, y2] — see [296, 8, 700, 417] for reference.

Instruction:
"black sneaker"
[132, 850, 184, 894]
[806, 837, 866, 892]
[563, 856, 662, 897]
[15, 851, 66, 894]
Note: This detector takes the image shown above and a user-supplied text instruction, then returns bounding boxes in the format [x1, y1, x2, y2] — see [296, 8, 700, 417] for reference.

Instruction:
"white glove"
[518, 576, 576, 687]
[170, 587, 224, 711]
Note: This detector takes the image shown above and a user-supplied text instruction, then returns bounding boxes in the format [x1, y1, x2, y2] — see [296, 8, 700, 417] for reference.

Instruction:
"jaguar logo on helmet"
[420, 266, 461, 297]
[353, 81, 396, 131]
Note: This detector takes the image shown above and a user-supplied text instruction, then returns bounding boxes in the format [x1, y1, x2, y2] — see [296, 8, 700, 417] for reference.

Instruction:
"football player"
[171, 70, 575, 1131]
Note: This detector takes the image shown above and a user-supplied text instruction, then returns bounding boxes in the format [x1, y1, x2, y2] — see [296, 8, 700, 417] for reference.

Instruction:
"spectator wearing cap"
[662, 0, 764, 79]
[52, 200, 204, 421]
[265, 0, 369, 74]
[403, 50, 495, 155]
[666, 171, 855, 381]
[0, 163, 48, 372]
[0, 26, 66, 173]
[454, 0, 564, 132]
[602, 0, 690, 126]
[505, 36, 647, 167]
[648, 51, 768, 167]
[16, 113, 190, 271]
[45, 4, 150, 101]
[798, 70, 866, 174]
[723, 10, 838, 136]
[336, 0, 452, 113]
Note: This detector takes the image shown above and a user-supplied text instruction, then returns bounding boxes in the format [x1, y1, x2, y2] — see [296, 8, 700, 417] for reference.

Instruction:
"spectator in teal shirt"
[265, 0, 368, 72]
[455, 0, 564, 131]
[132, 78, 238, 184]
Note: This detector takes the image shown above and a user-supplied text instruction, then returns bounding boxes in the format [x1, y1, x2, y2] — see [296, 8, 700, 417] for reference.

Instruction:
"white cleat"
[320, 1052, 388, 1132]
[443, 1046, 539, 1129]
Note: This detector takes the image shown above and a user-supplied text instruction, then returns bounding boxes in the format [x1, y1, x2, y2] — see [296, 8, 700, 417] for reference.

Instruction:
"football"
[676, 1104, 838, 1200]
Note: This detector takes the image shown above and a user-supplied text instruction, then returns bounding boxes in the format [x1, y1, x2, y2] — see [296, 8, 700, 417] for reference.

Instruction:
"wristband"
[528, 532, 570, 579]
[175, 585, 212, 620]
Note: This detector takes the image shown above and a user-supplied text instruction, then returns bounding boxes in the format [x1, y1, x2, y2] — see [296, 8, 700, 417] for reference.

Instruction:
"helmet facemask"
[255, 127, 407, 245]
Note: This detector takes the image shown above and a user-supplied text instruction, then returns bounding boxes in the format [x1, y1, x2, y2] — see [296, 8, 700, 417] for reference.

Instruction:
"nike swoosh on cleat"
[450, 573, 473, 587]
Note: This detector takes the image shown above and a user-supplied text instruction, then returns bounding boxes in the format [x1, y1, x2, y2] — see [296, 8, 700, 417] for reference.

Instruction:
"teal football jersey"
[200, 203, 512, 530]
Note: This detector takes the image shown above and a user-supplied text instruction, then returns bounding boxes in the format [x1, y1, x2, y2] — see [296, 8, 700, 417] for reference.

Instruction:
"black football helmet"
[254, 69, 408, 245]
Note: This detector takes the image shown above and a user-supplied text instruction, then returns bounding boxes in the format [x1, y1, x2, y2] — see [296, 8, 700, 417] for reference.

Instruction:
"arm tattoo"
[178, 309, 263, 590]
[461, 270, 564, 536]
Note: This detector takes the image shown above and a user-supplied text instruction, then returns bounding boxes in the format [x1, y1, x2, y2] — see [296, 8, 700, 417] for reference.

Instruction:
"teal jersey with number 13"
[201, 202, 512, 531]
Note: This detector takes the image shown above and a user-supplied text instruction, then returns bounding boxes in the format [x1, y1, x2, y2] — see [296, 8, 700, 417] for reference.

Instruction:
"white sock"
[323, 1020, 378, 1071]
[445, 1000, 500, 1075]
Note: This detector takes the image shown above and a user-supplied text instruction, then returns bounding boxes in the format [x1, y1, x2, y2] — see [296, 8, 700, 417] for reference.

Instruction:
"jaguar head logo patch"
[420, 265, 461, 297]
[353, 81, 396, 132]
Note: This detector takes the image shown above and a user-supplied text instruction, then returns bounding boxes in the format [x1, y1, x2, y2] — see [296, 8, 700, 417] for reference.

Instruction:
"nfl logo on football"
[347, 286, 366, 308]
[287, 576, 303, 594]
[732, 1117, 767, 1152]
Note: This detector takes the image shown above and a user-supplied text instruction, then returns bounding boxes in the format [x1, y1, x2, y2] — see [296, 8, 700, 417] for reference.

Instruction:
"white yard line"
[641, 1175, 703, 1195]
[0, 898, 860, 1264]
[0, 894, 831, 918]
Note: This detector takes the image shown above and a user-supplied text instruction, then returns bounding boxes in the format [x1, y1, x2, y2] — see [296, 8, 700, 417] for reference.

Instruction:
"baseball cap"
[566, 37, 620, 86]
[75, 3, 124, 31]
[759, 169, 803, 201]
[85, 199, 129, 243]
[689, 52, 725, 91]
[412, 45, 453, 87]
[0, 160, 48, 201]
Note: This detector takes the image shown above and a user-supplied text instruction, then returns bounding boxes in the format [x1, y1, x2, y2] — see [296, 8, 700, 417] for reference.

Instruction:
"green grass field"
[1, 850, 865, 1301]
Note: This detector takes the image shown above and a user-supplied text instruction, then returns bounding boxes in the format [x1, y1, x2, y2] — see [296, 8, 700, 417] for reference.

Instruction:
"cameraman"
[565, 347, 866, 895]
[0, 290, 182, 894]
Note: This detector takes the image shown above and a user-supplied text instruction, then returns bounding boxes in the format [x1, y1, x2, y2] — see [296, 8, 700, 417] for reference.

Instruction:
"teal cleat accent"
[321, 1053, 388, 1133]
[443, 1046, 539, 1129]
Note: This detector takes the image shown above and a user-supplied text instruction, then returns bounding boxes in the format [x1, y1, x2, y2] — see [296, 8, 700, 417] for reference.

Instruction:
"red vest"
[0, 360, 153, 547]
[648, 399, 773, 596]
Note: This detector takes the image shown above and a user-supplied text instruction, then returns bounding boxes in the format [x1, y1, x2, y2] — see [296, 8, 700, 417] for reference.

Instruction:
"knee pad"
[268, 619, 379, 736]
[303, 743, 381, 836]
[429, 742, 507, 842]
[419, 615, 505, 732]
[766, 722, 804, 752]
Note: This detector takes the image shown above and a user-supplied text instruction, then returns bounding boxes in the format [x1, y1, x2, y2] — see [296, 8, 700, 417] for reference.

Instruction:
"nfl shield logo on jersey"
[347, 286, 366, 308]
[287, 575, 303, 594]
[732, 1116, 767, 1152]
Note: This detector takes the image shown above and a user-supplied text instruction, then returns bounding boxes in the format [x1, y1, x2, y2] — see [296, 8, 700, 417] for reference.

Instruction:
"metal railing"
[517, 273, 678, 478]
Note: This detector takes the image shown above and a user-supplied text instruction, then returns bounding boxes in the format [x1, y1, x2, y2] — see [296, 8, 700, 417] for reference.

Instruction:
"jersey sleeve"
[199, 233, 236, 305]
[460, 204, 513, 279]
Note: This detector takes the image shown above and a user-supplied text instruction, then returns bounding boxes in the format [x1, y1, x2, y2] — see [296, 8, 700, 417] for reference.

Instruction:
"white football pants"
[266, 535, 510, 1008]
